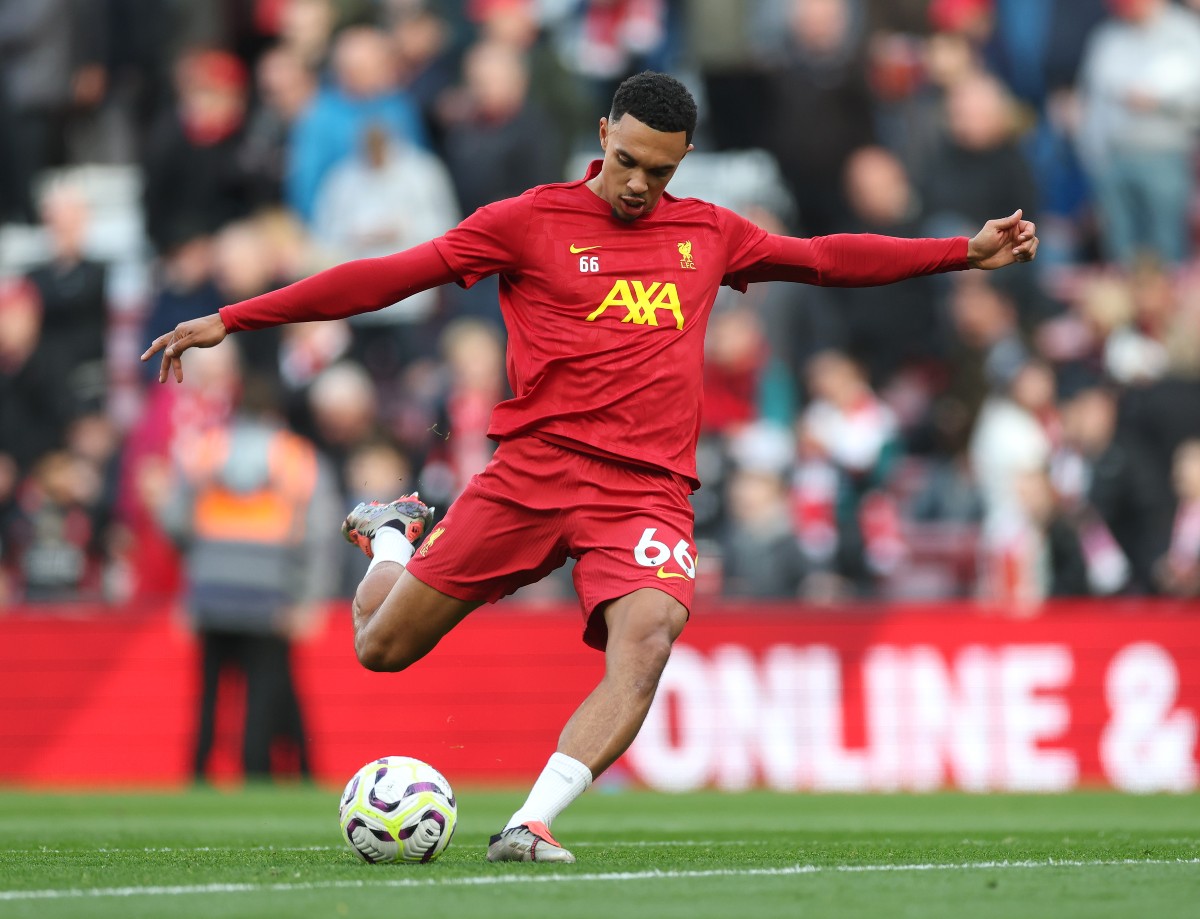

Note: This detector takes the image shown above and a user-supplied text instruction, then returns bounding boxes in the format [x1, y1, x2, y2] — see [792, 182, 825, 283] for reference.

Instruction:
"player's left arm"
[722, 208, 1038, 289]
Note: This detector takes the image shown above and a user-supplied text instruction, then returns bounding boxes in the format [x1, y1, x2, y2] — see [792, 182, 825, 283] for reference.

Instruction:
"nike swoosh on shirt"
[656, 567, 688, 580]
[569, 244, 602, 253]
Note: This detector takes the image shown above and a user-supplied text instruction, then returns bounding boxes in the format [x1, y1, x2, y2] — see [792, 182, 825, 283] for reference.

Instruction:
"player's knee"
[354, 634, 419, 673]
[352, 620, 421, 673]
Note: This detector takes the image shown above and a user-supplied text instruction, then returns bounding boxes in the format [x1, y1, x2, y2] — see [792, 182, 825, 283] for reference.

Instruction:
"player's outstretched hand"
[140, 313, 227, 383]
[967, 209, 1039, 270]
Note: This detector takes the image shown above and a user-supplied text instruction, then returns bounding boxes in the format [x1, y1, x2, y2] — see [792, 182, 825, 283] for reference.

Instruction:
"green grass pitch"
[0, 787, 1197, 919]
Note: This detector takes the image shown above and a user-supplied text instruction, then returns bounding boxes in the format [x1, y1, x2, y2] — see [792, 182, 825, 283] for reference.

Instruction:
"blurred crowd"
[3, 0, 1200, 615]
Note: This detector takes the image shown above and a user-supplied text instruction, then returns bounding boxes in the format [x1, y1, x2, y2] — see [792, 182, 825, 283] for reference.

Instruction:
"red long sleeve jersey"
[223, 161, 968, 485]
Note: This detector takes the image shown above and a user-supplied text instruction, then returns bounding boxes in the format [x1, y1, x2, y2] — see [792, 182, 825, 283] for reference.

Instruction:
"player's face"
[590, 114, 693, 222]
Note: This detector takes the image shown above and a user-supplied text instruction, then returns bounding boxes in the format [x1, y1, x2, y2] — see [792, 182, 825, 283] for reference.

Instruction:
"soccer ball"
[338, 756, 458, 864]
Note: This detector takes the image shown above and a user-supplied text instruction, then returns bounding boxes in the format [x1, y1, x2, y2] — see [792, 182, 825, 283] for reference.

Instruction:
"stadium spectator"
[918, 69, 1040, 243]
[694, 302, 796, 542]
[825, 145, 943, 386]
[1155, 438, 1200, 596]
[22, 182, 108, 422]
[117, 335, 244, 602]
[756, 0, 877, 235]
[159, 371, 340, 782]
[970, 358, 1062, 571]
[1075, 0, 1200, 266]
[980, 0, 1105, 261]
[439, 38, 563, 216]
[304, 360, 387, 478]
[943, 273, 1029, 436]
[1055, 384, 1152, 593]
[471, 0, 592, 153]
[241, 45, 319, 209]
[437, 38, 563, 320]
[142, 49, 256, 254]
[721, 422, 807, 599]
[702, 303, 796, 436]
[386, 0, 463, 136]
[1, 449, 108, 602]
[276, 0, 338, 73]
[0, 279, 71, 475]
[0, 0, 106, 221]
[552, 0, 676, 108]
[984, 465, 1091, 609]
[420, 318, 507, 505]
[286, 25, 429, 222]
[211, 220, 288, 380]
[794, 349, 904, 593]
[1102, 258, 1198, 386]
[312, 124, 460, 374]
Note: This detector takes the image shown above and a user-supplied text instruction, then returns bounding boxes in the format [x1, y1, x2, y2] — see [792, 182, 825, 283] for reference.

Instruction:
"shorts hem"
[405, 563, 497, 605]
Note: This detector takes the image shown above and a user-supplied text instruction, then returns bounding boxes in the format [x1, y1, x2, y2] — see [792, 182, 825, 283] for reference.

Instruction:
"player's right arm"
[140, 240, 459, 383]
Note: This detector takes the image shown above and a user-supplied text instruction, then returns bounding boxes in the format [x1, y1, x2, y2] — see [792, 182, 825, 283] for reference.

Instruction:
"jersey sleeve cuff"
[218, 304, 240, 333]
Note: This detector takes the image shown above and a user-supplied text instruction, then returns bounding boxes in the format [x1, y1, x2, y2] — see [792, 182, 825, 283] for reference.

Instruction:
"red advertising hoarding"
[0, 601, 1196, 791]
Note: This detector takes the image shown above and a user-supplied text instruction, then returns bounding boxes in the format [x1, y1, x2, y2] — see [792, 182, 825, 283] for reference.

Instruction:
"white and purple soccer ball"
[338, 756, 458, 864]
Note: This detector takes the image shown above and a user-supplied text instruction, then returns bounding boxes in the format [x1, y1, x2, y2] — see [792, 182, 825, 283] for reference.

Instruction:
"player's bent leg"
[342, 494, 481, 672]
[352, 568, 479, 672]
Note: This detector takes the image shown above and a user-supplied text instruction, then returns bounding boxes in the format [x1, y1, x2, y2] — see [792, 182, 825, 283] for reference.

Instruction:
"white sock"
[505, 753, 593, 831]
[366, 525, 415, 574]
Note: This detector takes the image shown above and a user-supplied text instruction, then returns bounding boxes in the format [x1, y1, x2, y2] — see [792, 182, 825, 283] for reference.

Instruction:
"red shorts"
[406, 435, 696, 650]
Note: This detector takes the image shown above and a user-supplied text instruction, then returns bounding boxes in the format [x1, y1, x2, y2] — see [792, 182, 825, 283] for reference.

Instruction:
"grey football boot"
[486, 821, 576, 863]
[342, 494, 434, 558]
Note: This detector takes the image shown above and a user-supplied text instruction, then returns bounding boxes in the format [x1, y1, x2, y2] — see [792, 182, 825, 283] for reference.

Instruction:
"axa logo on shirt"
[587, 279, 685, 330]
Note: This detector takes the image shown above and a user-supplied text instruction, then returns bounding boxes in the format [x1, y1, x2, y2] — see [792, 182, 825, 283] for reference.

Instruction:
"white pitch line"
[21, 840, 766, 854]
[1, 858, 1197, 902]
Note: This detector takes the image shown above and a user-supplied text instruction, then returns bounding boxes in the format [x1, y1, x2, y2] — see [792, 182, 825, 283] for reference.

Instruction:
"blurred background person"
[439, 37, 563, 217]
[1075, 0, 1200, 266]
[919, 69, 1040, 246]
[241, 45, 320, 210]
[436, 37, 562, 320]
[24, 182, 108, 384]
[415, 317, 508, 516]
[158, 371, 341, 783]
[0, 0, 107, 222]
[826, 145, 943, 387]
[287, 25, 429, 223]
[0, 278, 71, 475]
[0, 448, 108, 602]
[116, 334, 245, 603]
[794, 349, 902, 596]
[721, 422, 807, 599]
[970, 359, 1058, 540]
[985, 465, 1091, 611]
[311, 122, 460, 376]
[1055, 383, 1154, 593]
[142, 49, 256, 254]
[337, 437, 416, 597]
[755, 0, 877, 236]
[1155, 438, 1200, 596]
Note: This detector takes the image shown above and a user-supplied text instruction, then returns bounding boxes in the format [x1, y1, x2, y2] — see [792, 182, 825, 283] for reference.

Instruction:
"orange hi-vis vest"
[182, 426, 319, 546]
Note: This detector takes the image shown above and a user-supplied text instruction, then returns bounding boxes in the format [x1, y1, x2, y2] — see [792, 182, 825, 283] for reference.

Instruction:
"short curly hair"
[609, 71, 697, 144]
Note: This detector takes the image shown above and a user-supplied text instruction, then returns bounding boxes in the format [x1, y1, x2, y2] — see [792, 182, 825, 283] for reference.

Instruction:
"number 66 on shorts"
[633, 527, 696, 580]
